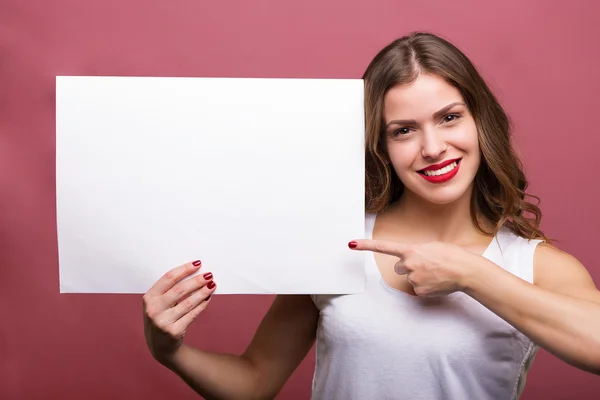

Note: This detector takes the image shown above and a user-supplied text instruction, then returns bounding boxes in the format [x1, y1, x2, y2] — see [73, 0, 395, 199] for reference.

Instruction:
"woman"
[143, 32, 600, 399]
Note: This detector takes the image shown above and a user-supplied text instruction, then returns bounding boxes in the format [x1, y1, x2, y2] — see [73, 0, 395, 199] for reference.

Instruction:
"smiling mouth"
[418, 159, 461, 176]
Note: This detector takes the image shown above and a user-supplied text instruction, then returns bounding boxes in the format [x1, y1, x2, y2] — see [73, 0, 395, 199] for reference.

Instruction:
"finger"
[145, 281, 215, 332]
[394, 259, 408, 275]
[146, 260, 203, 297]
[168, 302, 210, 338]
[163, 272, 214, 307]
[348, 239, 412, 257]
[168, 283, 216, 331]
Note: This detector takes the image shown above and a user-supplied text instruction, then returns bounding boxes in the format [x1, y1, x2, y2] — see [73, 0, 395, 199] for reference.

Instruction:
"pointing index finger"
[348, 240, 411, 257]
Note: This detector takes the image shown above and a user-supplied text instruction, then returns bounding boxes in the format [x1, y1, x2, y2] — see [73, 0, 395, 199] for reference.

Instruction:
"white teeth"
[423, 161, 458, 176]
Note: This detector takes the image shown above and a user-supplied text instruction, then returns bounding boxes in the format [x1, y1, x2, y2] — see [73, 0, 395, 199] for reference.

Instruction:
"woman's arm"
[350, 238, 600, 375]
[164, 294, 318, 400]
[144, 260, 319, 400]
[463, 243, 600, 374]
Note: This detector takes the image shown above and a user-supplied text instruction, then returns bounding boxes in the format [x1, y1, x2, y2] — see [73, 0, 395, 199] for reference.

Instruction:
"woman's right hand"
[143, 260, 216, 364]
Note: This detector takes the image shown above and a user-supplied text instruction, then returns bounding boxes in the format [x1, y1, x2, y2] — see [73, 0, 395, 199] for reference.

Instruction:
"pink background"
[2, 0, 599, 398]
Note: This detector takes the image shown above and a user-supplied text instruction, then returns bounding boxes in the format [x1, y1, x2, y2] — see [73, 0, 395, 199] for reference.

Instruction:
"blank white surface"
[56, 76, 366, 294]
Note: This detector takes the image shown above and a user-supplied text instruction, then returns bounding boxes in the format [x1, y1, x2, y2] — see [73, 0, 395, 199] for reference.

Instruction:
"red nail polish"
[348, 241, 357, 249]
[203, 272, 213, 280]
[207, 281, 216, 289]
[192, 260, 202, 267]
[205, 295, 212, 301]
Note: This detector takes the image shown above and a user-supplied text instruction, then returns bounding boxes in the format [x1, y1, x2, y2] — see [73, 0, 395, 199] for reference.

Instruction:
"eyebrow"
[384, 101, 467, 129]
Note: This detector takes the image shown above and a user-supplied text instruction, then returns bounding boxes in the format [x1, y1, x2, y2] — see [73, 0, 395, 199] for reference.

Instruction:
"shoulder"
[491, 228, 542, 282]
[533, 243, 600, 303]
[533, 243, 583, 284]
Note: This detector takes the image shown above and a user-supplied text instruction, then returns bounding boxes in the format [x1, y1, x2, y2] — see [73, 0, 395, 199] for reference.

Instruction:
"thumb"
[394, 259, 408, 275]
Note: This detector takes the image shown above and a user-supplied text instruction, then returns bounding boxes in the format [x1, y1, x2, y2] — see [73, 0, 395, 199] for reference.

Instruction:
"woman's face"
[383, 74, 480, 205]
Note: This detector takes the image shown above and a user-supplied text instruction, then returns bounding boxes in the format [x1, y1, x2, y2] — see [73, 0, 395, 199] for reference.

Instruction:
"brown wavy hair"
[363, 32, 548, 242]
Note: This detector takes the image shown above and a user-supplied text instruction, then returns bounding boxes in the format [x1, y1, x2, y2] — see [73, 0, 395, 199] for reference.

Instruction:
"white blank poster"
[56, 76, 366, 294]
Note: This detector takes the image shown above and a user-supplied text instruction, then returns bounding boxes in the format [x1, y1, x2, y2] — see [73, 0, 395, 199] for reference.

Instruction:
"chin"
[404, 180, 474, 206]
[416, 190, 469, 205]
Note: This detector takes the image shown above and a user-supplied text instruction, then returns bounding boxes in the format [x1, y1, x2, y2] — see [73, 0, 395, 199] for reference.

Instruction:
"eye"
[442, 113, 461, 123]
[392, 127, 412, 136]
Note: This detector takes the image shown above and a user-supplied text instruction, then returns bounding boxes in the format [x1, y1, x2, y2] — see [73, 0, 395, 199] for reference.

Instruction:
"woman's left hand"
[349, 239, 485, 297]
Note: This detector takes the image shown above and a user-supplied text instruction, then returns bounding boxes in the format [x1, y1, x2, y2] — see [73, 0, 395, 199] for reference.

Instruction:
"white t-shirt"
[310, 213, 543, 400]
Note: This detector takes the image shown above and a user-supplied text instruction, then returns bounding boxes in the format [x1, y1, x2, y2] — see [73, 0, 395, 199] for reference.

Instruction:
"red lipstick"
[418, 158, 461, 184]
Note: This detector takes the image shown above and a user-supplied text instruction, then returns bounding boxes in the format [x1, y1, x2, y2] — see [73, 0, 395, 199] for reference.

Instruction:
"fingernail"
[205, 295, 212, 301]
[192, 260, 202, 267]
[348, 241, 357, 249]
[203, 272, 213, 280]
[207, 281, 216, 289]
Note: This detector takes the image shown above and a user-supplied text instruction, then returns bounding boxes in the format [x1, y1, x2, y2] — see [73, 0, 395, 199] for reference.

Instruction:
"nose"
[421, 130, 447, 160]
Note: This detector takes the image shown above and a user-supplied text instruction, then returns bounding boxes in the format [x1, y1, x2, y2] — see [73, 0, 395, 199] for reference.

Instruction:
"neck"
[389, 187, 490, 245]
